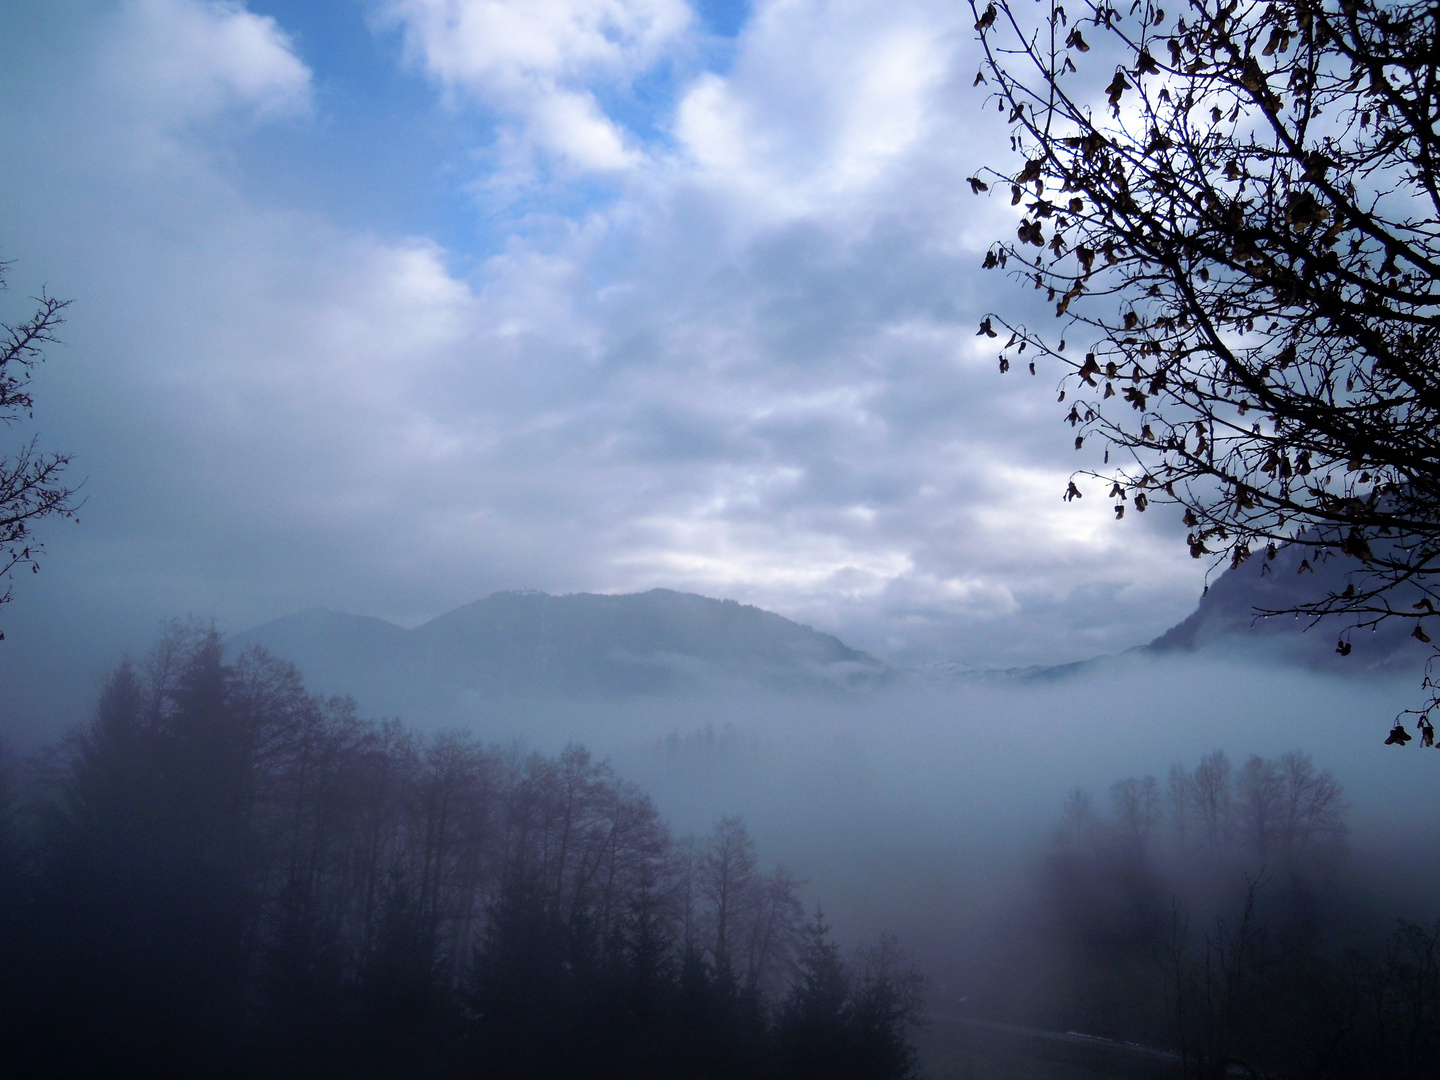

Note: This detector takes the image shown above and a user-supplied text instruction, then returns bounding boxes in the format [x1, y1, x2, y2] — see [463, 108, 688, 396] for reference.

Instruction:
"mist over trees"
[5, 625, 1440, 1079]
[964, 748, 1440, 1078]
[969, 0, 1440, 722]
[0, 625, 923, 1080]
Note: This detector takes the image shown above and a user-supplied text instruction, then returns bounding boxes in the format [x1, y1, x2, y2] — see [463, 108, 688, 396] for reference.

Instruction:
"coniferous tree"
[777, 907, 852, 1080]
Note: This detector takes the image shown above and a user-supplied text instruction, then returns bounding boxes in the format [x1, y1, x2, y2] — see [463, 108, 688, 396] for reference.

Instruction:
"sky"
[0, 0, 1211, 687]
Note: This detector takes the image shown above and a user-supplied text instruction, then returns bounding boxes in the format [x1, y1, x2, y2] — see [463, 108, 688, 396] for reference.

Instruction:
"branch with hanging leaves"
[968, 0, 1440, 740]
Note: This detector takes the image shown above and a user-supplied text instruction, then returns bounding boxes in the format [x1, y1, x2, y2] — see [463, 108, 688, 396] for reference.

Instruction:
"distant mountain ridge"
[231, 589, 889, 717]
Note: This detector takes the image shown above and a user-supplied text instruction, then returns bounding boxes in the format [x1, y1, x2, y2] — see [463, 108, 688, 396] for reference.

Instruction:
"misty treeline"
[982, 749, 1439, 1079]
[0, 626, 922, 1080]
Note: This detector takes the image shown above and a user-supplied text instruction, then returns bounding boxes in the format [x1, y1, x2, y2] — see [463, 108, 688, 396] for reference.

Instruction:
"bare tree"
[1055, 786, 1101, 848]
[969, 0, 1440, 723]
[699, 815, 759, 975]
[1111, 774, 1162, 845]
[1236, 755, 1284, 859]
[740, 866, 807, 997]
[0, 261, 78, 631]
[1233, 750, 1345, 863]
[1274, 749, 1347, 856]
[1166, 762, 1192, 849]
[1190, 750, 1233, 849]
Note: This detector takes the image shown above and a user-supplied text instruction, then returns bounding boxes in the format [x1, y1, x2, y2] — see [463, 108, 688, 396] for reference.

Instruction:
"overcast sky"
[0, 0, 1209, 676]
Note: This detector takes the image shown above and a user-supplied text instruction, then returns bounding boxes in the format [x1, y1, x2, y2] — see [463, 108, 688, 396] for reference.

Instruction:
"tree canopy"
[968, 0, 1440, 728]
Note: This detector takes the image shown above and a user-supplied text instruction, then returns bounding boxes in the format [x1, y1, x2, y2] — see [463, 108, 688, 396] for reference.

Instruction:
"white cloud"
[529, 88, 638, 170]
[379, 0, 691, 170]
[384, 0, 688, 85]
[110, 0, 313, 125]
[674, 0, 950, 218]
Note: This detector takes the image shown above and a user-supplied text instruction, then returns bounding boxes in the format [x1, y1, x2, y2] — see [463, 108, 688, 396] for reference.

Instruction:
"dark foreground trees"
[0, 261, 77, 630]
[0, 625, 922, 1080]
[969, 0, 1440, 721]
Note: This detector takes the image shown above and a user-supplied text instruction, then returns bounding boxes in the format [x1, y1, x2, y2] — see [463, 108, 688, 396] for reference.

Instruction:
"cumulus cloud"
[385, 0, 688, 85]
[675, 1, 949, 215]
[378, 0, 692, 171]
[442, 0, 1203, 660]
[109, 0, 313, 126]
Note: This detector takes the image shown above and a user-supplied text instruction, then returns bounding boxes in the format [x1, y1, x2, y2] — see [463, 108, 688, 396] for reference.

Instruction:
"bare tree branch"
[971, 0, 1440, 735]
[0, 260, 79, 633]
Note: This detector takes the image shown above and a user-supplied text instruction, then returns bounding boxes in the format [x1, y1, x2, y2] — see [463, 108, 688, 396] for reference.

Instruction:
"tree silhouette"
[0, 259, 78, 633]
[969, 0, 1440, 721]
[776, 910, 924, 1080]
[3, 629, 926, 1080]
[776, 908, 852, 1079]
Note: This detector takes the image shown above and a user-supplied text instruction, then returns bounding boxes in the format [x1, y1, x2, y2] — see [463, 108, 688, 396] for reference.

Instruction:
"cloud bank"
[0, 0, 1208, 699]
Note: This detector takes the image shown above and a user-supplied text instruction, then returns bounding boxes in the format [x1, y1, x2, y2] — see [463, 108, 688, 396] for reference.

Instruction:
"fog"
[430, 653, 1440, 945]
[13, 639, 1438, 955]
[6, 622, 1440, 1078]
[429, 651, 1440, 1074]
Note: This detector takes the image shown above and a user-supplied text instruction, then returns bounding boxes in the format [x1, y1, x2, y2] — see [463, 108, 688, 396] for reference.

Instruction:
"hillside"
[230, 589, 889, 716]
[921, 542, 1431, 686]
[1146, 542, 1428, 672]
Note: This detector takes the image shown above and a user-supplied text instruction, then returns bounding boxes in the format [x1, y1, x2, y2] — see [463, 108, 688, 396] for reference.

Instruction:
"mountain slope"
[231, 589, 889, 715]
[921, 543, 1430, 687]
[1146, 543, 1428, 672]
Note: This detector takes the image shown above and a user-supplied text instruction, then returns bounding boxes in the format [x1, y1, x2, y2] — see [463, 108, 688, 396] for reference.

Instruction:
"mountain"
[1146, 541, 1429, 672]
[230, 589, 889, 716]
[920, 542, 1430, 687]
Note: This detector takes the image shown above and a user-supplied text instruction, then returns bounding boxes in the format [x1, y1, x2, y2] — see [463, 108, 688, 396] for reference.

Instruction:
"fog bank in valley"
[373, 653, 1440, 966]
[6, 619, 1438, 1078]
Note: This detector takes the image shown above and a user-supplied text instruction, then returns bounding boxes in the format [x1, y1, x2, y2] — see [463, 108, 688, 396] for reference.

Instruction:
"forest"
[3, 626, 1440, 1080]
[0, 626, 922, 1080]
